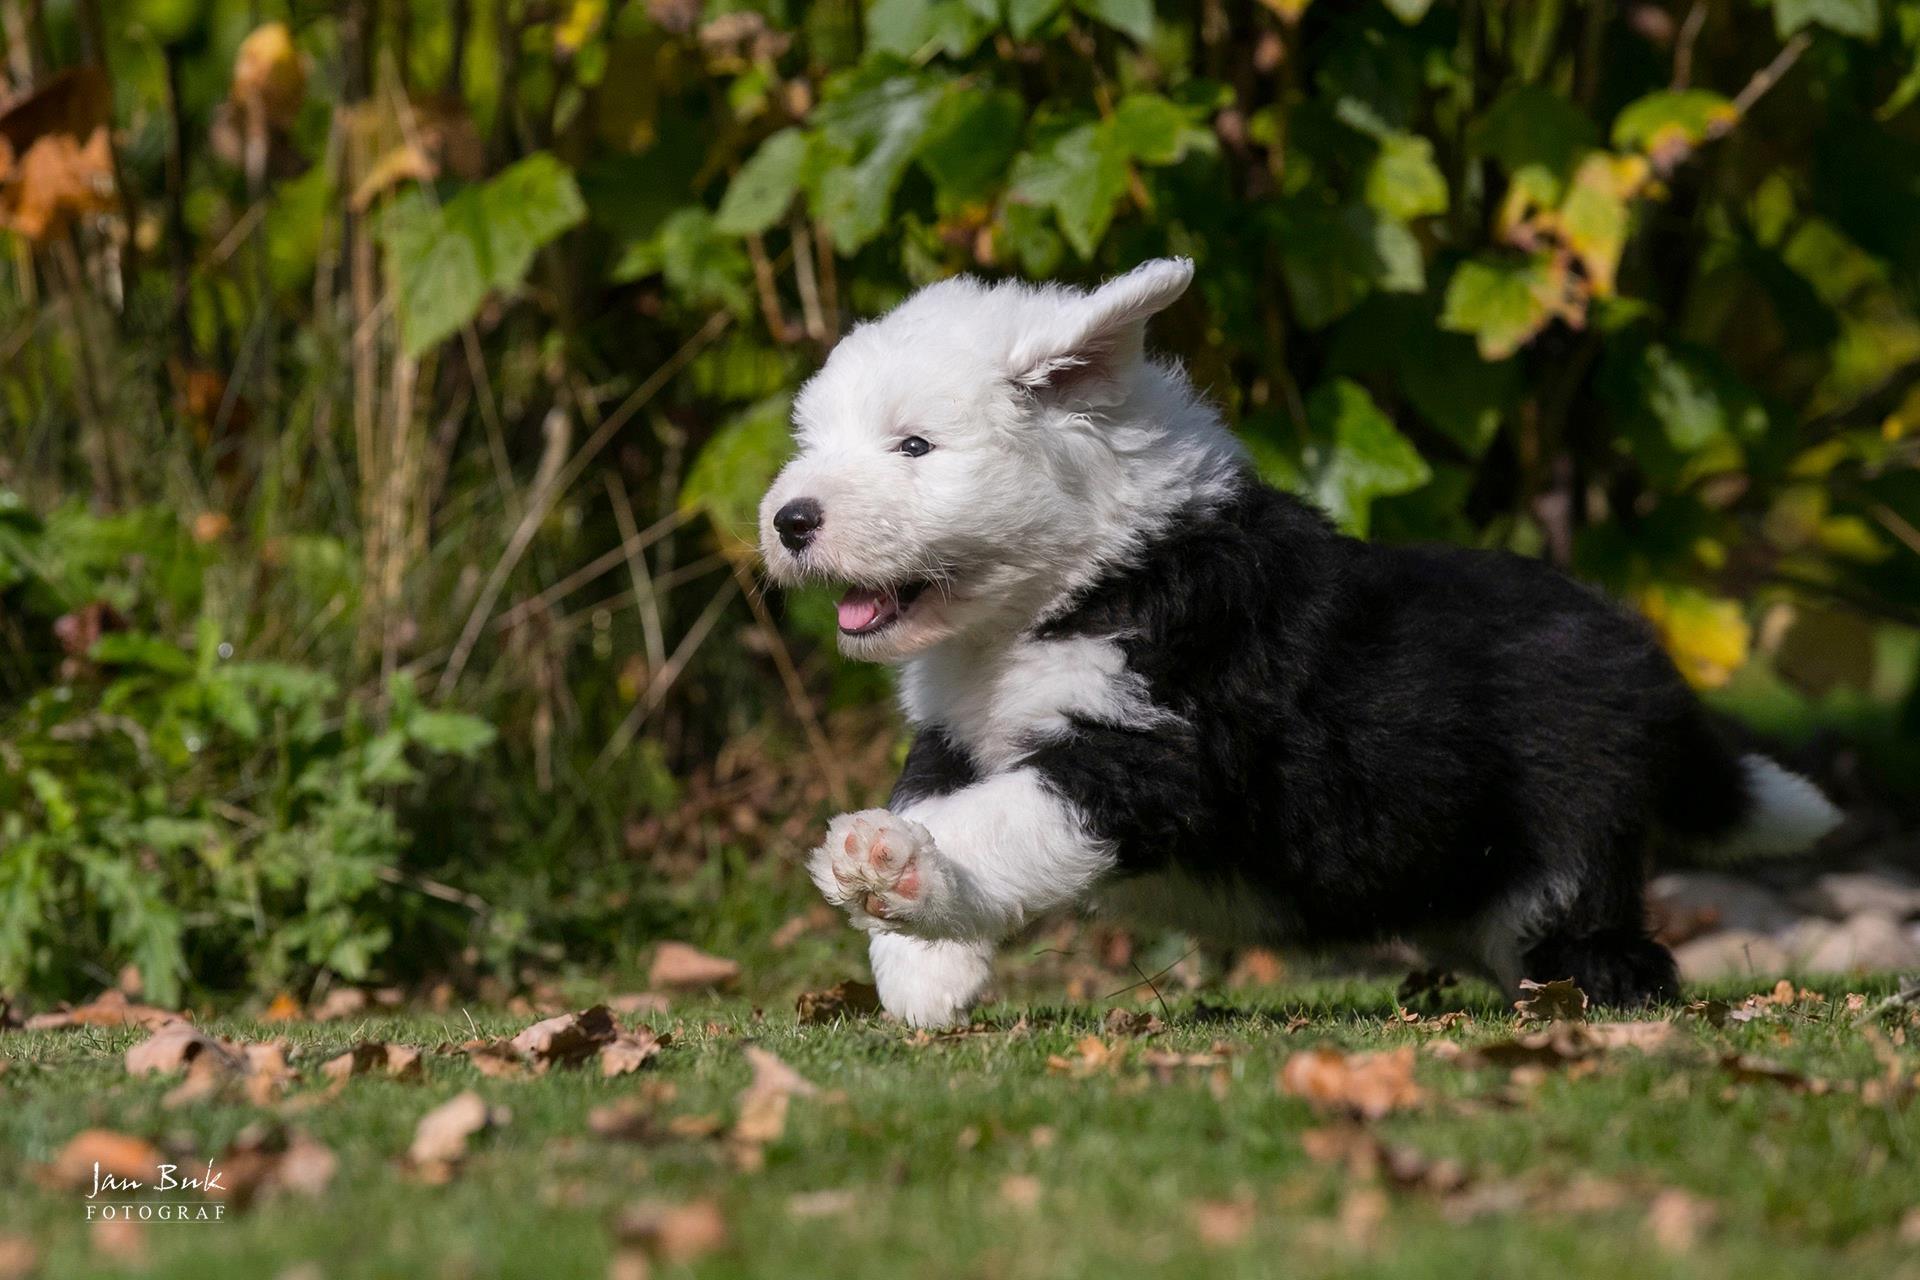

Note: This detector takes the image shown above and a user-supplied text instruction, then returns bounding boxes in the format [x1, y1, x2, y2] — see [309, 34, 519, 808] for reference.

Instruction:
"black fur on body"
[890, 475, 1760, 1005]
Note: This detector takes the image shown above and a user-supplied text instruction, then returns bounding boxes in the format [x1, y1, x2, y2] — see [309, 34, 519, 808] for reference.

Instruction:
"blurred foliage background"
[0, 0, 1917, 1005]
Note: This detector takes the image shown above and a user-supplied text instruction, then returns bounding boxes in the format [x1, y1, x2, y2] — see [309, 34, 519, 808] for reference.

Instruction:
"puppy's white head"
[759, 258, 1206, 662]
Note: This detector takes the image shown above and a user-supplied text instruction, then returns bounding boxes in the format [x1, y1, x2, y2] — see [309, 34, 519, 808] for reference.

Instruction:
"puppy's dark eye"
[897, 435, 933, 458]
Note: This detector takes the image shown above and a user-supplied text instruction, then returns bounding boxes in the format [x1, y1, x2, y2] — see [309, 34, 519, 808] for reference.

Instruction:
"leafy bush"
[0, 499, 496, 1003]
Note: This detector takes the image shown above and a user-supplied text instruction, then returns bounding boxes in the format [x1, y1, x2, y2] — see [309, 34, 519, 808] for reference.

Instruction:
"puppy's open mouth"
[836, 581, 931, 635]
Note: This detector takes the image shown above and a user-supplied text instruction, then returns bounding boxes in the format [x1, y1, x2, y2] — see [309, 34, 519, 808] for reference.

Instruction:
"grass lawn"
[3, 974, 1918, 1280]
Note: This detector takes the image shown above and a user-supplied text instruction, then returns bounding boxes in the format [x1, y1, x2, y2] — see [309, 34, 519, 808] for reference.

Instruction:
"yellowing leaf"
[554, 0, 607, 54]
[232, 23, 307, 130]
[1556, 153, 1647, 297]
[1636, 584, 1751, 689]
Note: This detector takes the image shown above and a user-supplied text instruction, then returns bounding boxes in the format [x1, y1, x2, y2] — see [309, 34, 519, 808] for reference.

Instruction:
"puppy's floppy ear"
[1008, 257, 1193, 406]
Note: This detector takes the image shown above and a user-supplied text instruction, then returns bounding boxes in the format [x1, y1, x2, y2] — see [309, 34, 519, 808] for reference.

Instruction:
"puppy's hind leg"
[1520, 927, 1678, 1008]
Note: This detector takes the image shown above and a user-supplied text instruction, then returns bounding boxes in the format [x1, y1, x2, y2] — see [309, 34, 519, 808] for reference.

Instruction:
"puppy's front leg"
[812, 768, 1114, 939]
[811, 769, 1113, 1025]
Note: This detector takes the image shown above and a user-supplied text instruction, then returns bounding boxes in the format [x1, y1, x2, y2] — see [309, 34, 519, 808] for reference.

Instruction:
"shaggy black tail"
[1652, 709, 1842, 862]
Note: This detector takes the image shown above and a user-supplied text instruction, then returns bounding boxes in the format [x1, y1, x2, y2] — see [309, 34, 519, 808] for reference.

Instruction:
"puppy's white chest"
[899, 634, 1165, 774]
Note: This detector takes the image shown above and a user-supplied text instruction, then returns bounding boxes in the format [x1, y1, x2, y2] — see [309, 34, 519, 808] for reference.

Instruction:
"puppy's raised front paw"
[811, 809, 941, 929]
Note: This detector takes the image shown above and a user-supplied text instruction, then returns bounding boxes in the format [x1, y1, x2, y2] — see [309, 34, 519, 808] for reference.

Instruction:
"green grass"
[2, 976, 1917, 1280]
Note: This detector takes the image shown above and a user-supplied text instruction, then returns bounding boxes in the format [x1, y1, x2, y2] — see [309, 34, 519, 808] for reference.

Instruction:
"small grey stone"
[1673, 929, 1792, 983]
[1795, 913, 1920, 974]
[1650, 872, 1801, 936]
[1792, 869, 1920, 922]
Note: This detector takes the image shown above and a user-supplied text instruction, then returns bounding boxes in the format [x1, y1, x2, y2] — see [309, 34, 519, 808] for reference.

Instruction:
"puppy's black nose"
[774, 498, 824, 552]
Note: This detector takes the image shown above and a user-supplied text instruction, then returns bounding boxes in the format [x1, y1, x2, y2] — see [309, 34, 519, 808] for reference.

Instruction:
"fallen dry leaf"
[1681, 999, 1730, 1027]
[321, 1042, 423, 1084]
[126, 1021, 239, 1077]
[46, 1130, 161, 1190]
[732, 1046, 818, 1146]
[89, 1218, 145, 1266]
[28, 989, 180, 1032]
[649, 943, 740, 992]
[1513, 978, 1589, 1022]
[1227, 948, 1285, 988]
[310, 989, 368, 1021]
[1191, 1191, 1257, 1247]
[1646, 1187, 1717, 1253]
[1047, 1036, 1127, 1077]
[407, 1091, 508, 1173]
[260, 992, 304, 1023]
[608, 992, 673, 1017]
[999, 1173, 1043, 1211]
[510, 1005, 617, 1067]
[1300, 1125, 1469, 1193]
[795, 981, 881, 1025]
[1102, 1008, 1165, 1037]
[600, 1029, 667, 1078]
[769, 904, 837, 949]
[1280, 1046, 1423, 1119]
[613, 1198, 728, 1264]
[0, 1234, 37, 1280]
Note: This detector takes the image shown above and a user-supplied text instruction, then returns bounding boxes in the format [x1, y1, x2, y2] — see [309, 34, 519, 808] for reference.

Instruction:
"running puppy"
[759, 259, 1842, 1028]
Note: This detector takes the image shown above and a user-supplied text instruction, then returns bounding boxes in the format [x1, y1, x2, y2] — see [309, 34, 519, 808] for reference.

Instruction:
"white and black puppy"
[758, 258, 1842, 1028]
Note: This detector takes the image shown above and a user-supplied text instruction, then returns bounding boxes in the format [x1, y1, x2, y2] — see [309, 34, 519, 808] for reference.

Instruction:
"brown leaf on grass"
[89, 1218, 146, 1267]
[1300, 1125, 1470, 1193]
[260, 992, 304, 1023]
[600, 1029, 668, 1078]
[795, 981, 881, 1025]
[999, 1174, 1043, 1211]
[1047, 1036, 1127, 1077]
[770, 904, 838, 949]
[1682, 999, 1730, 1027]
[510, 1005, 617, 1068]
[1227, 948, 1286, 988]
[321, 1042, 424, 1084]
[1469, 1019, 1676, 1070]
[45, 1130, 162, 1190]
[1513, 978, 1589, 1022]
[1102, 1008, 1165, 1038]
[732, 1046, 818, 1146]
[126, 1022, 240, 1077]
[1717, 1053, 1823, 1092]
[407, 1090, 508, 1177]
[649, 942, 740, 991]
[1645, 1188, 1717, 1253]
[240, 1042, 297, 1105]
[211, 1124, 340, 1208]
[1279, 1046, 1423, 1119]
[464, 1041, 528, 1080]
[1191, 1191, 1257, 1247]
[309, 988, 368, 1022]
[0, 1234, 37, 1280]
[588, 1096, 669, 1143]
[28, 989, 179, 1032]
[613, 1198, 728, 1265]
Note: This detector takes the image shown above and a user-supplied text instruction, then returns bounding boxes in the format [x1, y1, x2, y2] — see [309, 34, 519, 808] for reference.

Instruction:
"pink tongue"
[837, 588, 891, 632]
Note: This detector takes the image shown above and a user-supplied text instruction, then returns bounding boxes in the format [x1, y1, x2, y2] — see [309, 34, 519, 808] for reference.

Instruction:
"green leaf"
[680, 393, 796, 550]
[869, 0, 939, 54]
[1006, 0, 1065, 36]
[1379, 0, 1435, 22]
[1610, 90, 1737, 154]
[1274, 203, 1423, 330]
[1471, 85, 1596, 204]
[407, 709, 499, 757]
[1439, 256, 1556, 359]
[1073, 0, 1154, 41]
[1774, 0, 1880, 39]
[90, 632, 194, 676]
[715, 129, 811, 236]
[1303, 380, 1432, 535]
[1009, 121, 1131, 257]
[812, 75, 944, 251]
[918, 88, 1025, 200]
[1111, 93, 1202, 166]
[1327, 297, 1517, 456]
[614, 208, 753, 314]
[1365, 132, 1448, 221]
[379, 153, 586, 356]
